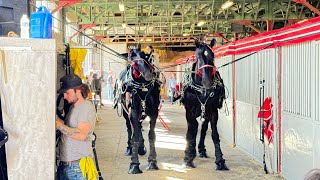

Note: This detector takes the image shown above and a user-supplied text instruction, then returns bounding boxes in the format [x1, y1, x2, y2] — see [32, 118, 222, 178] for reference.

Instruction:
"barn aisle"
[94, 102, 282, 180]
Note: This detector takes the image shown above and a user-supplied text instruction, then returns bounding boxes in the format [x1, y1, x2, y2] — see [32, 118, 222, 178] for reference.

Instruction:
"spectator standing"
[168, 73, 177, 104]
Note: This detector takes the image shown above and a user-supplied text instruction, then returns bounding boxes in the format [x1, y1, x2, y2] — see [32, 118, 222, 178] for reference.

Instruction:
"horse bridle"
[130, 58, 153, 79]
[196, 64, 217, 77]
[195, 44, 217, 77]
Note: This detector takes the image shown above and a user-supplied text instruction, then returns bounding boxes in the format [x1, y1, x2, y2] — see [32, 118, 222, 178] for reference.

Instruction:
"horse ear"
[136, 44, 141, 51]
[210, 38, 216, 48]
[195, 38, 200, 48]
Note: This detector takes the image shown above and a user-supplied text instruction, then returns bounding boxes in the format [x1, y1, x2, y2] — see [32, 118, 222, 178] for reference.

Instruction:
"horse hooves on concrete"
[138, 146, 147, 155]
[124, 148, 132, 156]
[183, 161, 196, 168]
[146, 161, 159, 170]
[128, 163, 143, 174]
[215, 161, 229, 171]
[199, 151, 208, 158]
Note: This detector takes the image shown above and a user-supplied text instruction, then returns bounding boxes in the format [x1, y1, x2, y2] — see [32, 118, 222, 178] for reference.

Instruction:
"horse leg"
[138, 121, 147, 155]
[128, 110, 143, 174]
[146, 113, 159, 170]
[184, 111, 198, 168]
[210, 109, 229, 171]
[124, 111, 132, 156]
[198, 118, 209, 158]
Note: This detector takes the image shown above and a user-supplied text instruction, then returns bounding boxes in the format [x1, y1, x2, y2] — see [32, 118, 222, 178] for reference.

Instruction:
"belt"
[60, 159, 80, 166]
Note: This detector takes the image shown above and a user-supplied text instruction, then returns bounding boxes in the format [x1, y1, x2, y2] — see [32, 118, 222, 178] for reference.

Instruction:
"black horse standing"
[181, 39, 229, 170]
[117, 45, 161, 174]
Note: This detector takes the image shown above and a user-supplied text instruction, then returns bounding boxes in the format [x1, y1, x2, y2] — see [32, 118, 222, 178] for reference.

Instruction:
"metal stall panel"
[235, 48, 278, 172]
[314, 42, 320, 168]
[215, 55, 234, 143]
[281, 41, 319, 180]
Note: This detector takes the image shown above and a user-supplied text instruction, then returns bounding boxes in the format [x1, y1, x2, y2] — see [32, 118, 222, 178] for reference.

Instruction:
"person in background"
[305, 169, 320, 180]
[168, 73, 177, 104]
[106, 71, 114, 101]
[146, 45, 160, 68]
[160, 73, 166, 102]
[91, 73, 104, 106]
[56, 74, 97, 180]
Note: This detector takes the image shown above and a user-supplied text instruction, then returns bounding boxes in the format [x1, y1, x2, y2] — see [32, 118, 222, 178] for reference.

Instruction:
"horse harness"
[117, 66, 161, 120]
[182, 63, 225, 122]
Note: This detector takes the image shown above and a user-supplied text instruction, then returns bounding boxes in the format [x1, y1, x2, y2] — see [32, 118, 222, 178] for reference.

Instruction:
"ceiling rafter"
[59, 0, 320, 46]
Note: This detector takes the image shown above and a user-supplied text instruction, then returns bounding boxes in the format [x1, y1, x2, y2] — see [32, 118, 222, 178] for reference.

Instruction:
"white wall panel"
[235, 48, 277, 105]
[282, 113, 314, 180]
[215, 55, 234, 143]
[217, 99, 233, 143]
[215, 55, 233, 99]
[0, 38, 56, 180]
[234, 48, 278, 173]
[282, 42, 312, 117]
[235, 101, 254, 155]
[281, 41, 319, 180]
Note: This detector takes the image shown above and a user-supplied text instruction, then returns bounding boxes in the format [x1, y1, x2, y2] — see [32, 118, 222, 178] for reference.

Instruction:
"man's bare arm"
[56, 118, 91, 141]
[57, 124, 80, 136]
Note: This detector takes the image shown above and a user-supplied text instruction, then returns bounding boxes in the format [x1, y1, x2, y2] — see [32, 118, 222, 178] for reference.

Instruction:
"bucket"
[30, 6, 52, 38]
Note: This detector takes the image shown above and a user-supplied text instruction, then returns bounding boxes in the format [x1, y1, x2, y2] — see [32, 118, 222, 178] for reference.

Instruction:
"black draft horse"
[181, 39, 229, 170]
[117, 45, 161, 174]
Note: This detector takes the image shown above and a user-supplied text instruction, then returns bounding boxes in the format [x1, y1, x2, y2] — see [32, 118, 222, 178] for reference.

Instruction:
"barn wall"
[281, 41, 320, 180]
[216, 40, 320, 179]
[215, 55, 234, 144]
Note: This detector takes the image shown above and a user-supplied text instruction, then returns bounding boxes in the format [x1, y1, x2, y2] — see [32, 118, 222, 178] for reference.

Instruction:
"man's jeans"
[170, 88, 176, 104]
[58, 162, 86, 180]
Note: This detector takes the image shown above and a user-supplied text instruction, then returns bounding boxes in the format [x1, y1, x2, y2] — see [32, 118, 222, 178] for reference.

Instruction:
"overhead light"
[146, 38, 152, 42]
[183, 33, 190, 36]
[221, 0, 234, 9]
[297, 19, 307, 23]
[119, 2, 125, 11]
[197, 21, 205, 27]
[122, 23, 127, 28]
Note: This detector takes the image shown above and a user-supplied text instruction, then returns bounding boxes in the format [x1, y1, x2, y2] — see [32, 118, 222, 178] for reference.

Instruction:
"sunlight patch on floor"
[155, 128, 186, 150]
[161, 162, 190, 173]
[157, 114, 172, 123]
[166, 177, 184, 180]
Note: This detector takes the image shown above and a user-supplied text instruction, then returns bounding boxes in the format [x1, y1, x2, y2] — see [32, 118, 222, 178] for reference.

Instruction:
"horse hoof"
[215, 161, 229, 171]
[199, 151, 208, 158]
[124, 148, 132, 156]
[183, 161, 196, 168]
[146, 161, 159, 170]
[128, 164, 143, 174]
[138, 146, 147, 155]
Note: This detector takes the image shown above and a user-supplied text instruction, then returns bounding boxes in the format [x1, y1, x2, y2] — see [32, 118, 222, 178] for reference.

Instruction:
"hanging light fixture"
[119, 2, 125, 11]
[221, 0, 234, 9]
[197, 21, 205, 27]
[122, 23, 127, 28]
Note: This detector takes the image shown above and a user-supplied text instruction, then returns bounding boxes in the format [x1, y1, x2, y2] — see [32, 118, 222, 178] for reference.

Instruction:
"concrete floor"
[94, 101, 283, 180]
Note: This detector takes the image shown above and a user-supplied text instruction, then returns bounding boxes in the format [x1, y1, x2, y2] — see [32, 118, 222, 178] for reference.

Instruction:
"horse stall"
[0, 38, 56, 179]
[208, 17, 320, 180]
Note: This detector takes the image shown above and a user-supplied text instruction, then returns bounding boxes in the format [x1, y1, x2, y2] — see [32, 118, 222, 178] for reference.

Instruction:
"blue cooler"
[30, 6, 52, 38]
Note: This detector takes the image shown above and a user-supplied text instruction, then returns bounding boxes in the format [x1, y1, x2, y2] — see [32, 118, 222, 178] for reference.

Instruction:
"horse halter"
[196, 44, 217, 77]
[130, 58, 153, 79]
[196, 64, 217, 77]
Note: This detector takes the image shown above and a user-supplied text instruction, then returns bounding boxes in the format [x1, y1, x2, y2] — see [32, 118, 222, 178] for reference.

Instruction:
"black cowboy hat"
[57, 74, 83, 94]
